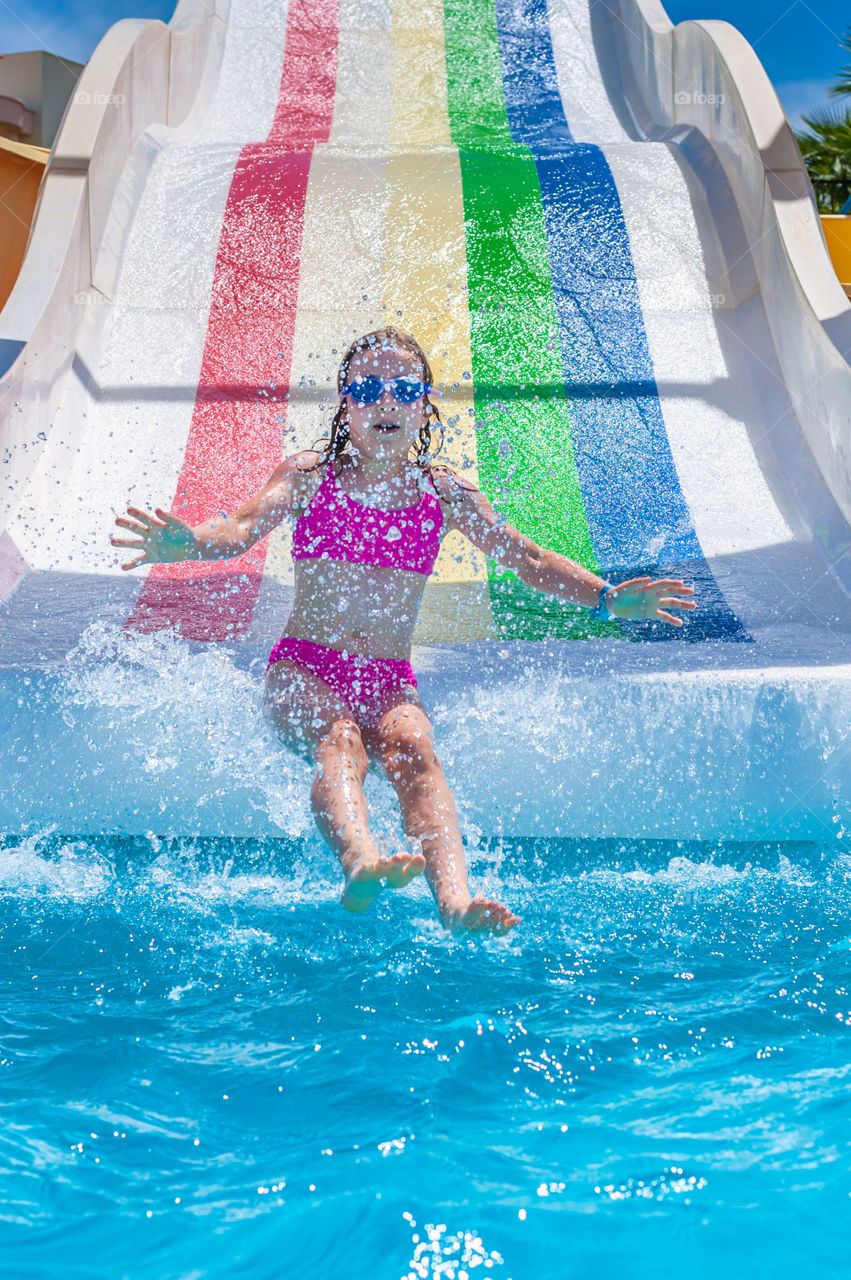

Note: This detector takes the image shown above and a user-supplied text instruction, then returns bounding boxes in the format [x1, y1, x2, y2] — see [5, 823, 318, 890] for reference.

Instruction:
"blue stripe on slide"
[492, 0, 750, 642]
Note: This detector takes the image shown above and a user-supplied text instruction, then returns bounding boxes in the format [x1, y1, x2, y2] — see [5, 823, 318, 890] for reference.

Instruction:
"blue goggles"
[340, 377, 431, 406]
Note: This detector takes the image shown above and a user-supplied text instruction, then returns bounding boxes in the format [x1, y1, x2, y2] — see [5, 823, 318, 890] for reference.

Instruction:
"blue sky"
[0, 0, 848, 131]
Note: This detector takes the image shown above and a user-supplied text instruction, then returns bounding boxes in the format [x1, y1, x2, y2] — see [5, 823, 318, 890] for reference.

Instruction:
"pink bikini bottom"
[266, 636, 418, 728]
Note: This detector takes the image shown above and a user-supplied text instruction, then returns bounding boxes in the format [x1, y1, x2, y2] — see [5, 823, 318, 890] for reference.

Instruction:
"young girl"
[112, 328, 695, 934]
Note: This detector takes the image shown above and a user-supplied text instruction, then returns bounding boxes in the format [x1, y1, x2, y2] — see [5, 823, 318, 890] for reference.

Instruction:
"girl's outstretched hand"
[111, 506, 198, 570]
[607, 576, 696, 626]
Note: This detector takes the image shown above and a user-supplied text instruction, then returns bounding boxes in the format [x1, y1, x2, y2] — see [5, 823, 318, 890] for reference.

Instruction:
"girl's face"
[340, 342, 431, 467]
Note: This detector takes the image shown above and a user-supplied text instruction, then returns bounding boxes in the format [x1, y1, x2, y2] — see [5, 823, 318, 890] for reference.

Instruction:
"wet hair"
[310, 327, 443, 474]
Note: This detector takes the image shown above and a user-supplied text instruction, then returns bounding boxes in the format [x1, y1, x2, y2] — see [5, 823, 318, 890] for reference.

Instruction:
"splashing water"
[2, 623, 851, 1277]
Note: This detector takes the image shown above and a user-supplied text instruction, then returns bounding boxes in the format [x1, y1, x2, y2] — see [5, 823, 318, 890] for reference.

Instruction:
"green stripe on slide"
[442, 0, 608, 639]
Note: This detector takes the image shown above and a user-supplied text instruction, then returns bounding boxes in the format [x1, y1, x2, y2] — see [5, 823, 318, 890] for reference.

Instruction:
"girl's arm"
[112, 451, 321, 570]
[434, 470, 696, 626]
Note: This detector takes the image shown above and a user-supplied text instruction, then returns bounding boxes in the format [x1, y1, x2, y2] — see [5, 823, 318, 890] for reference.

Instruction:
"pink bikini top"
[292, 464, 444, 576]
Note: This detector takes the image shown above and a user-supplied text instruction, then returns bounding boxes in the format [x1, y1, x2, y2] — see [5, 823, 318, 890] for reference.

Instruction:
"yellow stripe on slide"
[388, 0, 495, 640]
[266, 0, 494, 641]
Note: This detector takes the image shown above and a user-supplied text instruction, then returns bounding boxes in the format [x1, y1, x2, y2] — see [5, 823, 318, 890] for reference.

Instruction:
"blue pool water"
[2, 831, 850, 1278]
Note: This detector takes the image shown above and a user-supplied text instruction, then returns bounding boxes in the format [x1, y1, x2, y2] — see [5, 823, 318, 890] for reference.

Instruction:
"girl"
[112, 328, 695, 934]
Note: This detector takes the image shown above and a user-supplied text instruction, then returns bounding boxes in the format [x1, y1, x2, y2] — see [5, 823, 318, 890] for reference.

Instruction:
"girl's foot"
[445, 895, 521, 935]
[341, 851, 426, 913]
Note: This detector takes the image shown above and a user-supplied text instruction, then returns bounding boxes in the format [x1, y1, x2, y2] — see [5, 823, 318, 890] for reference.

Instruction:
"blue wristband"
[589, 582, 617, 620]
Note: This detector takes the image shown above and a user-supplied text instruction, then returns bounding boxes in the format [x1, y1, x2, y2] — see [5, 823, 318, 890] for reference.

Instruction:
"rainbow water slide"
[0, 0, 849, 840]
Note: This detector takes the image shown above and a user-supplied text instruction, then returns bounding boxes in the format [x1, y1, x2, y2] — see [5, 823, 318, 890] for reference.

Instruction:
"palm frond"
[795, 106, 851, 213]
[829, 27, 851, 97]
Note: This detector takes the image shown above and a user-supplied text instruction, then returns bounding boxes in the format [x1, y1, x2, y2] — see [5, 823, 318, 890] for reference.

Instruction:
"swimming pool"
[2, 829, 849, 1278]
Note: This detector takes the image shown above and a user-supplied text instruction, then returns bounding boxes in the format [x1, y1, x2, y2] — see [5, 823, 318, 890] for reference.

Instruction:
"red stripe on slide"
[128, 0, 339, 641]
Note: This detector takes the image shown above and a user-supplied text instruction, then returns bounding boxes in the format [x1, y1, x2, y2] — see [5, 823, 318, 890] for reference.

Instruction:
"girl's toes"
[494, 909, 520, 935]
[461, 897, 492, 929]
[383, 852, 426, 889]
[460, 898, 519, 934]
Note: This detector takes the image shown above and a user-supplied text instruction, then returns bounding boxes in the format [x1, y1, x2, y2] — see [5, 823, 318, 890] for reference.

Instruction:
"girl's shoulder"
[266, 449, 323, 485]
[286, 449, 324, 474]
[265, 450, 325, 513]
[284, 451, 325, 489]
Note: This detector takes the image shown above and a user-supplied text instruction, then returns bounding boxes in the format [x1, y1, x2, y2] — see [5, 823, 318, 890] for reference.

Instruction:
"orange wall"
[821, 215, 851, 297]
[0, 136, 48, 310]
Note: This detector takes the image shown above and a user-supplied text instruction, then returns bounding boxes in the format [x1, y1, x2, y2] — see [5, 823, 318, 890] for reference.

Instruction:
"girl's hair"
[310, 327, 443, 473]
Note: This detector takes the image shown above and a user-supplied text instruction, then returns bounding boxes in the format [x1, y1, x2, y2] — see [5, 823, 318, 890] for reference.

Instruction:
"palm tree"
[796, 109, 851, 213]
[829, 28, 851, 99]
[795, 30, 851, 213]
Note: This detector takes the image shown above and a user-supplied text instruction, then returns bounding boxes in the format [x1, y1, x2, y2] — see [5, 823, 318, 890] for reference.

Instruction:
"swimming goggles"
[340, 377, 431, 405]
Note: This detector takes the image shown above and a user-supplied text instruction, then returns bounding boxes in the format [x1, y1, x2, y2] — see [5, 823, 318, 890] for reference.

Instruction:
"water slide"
[1, 0, 849, 844]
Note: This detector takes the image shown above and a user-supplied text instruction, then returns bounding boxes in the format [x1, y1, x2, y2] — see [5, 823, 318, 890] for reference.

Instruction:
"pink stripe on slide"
[128, 0, 340, 640]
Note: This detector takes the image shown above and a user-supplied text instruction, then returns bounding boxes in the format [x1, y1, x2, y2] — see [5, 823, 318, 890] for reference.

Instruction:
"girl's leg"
[264, 661, 424, 912]
[367, 703, 520, 935]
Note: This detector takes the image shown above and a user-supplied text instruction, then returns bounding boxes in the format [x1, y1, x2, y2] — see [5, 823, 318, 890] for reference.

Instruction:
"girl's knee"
[378, 716, 439, 783]
[315, 718, 368, 772]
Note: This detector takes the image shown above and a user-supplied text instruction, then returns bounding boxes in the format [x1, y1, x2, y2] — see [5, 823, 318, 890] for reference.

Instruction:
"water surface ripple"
[1, 834, 849, 1278]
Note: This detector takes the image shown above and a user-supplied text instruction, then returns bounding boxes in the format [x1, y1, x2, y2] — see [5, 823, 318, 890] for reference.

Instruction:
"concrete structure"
[0, 53, 83, 335]
[0, 51, 84, 147]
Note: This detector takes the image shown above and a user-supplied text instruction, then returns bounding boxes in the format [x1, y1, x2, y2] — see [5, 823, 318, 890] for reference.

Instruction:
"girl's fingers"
[111, 537, 146, 549]
[154, 508, 187, 528]
[121, 554, 148, 571]
[656, 610, 683, 626]
[115, 517, 149, 534]
[658, 596, 696, 610]
[126, 506, 165, 528]
[618, 579, 694, 597]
